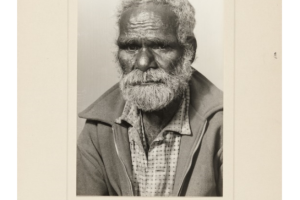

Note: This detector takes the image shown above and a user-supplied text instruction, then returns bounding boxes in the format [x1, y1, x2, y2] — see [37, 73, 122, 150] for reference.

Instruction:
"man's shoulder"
[190, 69, 223, 119]
[78, 83, 125, 125]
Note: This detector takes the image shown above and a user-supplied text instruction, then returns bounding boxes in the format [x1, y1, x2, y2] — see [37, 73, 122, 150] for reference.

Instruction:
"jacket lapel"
[172, 105, 206, 195]
[172, 71, 223, 195]
[112, 123, 133, 193]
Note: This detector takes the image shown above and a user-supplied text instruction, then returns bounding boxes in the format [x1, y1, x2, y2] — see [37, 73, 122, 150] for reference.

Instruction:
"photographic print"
[17, 0, 281, 199]
[77, 0, 223, 196]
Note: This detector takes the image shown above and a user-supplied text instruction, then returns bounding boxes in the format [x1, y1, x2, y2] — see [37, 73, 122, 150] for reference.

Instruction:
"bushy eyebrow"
[116, 37, 178, 47]
[116, 38, 137, 46]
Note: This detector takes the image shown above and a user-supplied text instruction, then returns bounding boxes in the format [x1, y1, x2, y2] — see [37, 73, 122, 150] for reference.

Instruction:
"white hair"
[117, 0, 196, 44]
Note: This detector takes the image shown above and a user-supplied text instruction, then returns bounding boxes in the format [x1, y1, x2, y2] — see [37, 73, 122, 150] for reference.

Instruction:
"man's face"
[117, 3, 183, 75]
[117, 4, 193, 111]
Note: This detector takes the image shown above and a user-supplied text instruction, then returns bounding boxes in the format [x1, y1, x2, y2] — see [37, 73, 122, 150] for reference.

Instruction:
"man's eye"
[152, 44, 169, 50]
[126, 45, 140, 51]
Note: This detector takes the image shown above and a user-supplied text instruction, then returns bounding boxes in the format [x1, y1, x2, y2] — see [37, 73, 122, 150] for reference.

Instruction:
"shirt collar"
[163, 87, 191, 135]
[115, 87, 192, 136]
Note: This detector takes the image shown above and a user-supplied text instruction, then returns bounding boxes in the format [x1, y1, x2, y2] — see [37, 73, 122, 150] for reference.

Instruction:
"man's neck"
[141, 96, 182, 146]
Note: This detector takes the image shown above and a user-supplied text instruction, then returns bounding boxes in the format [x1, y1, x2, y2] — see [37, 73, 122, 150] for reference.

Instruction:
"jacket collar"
[78, 70, 223, 124]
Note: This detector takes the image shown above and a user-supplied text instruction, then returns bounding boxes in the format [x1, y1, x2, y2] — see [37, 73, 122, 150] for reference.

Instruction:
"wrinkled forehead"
[118, 3, 178, 40]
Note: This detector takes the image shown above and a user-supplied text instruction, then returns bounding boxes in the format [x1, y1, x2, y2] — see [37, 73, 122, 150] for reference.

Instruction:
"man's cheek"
[118, 51, 136, 74]
[155, 55, 180, 74]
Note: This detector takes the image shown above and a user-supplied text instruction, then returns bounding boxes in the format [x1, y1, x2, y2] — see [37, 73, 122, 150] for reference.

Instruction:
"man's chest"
[128, 126, 182, 196]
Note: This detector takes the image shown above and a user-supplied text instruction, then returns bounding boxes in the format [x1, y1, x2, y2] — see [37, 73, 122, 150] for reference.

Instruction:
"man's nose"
[135, 48, 156, 72]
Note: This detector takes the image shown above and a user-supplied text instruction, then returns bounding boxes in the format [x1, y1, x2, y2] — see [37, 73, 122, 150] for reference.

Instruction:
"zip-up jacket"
[77, 70, 223, 196]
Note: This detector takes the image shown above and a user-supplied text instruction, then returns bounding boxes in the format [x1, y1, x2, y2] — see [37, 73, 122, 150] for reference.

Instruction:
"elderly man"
[77, 0, 223, 196]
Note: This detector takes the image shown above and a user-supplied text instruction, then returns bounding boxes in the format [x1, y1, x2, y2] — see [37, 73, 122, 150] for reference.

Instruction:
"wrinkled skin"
[117, 3, 184, 75]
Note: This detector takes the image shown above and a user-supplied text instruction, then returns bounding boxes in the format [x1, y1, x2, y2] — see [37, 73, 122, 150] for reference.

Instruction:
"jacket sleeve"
[217, 116, 223, 196]
[212, 111, 223, 196]
[216, 145, 223, 196]
[77, 120, 108, 195]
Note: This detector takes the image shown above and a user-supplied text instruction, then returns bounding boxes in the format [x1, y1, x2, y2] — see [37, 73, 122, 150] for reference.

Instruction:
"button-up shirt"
[116, 88, 191, 196]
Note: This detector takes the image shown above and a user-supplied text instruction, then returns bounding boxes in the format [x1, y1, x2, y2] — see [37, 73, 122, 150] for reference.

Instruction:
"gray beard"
[119, 49, 194, 111]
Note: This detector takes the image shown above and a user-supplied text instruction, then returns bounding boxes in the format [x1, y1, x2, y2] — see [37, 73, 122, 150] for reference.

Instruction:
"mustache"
[122, 68, 172, 86]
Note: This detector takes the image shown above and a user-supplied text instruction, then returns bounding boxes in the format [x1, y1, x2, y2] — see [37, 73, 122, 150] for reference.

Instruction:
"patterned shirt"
[116, 88, 191, 196]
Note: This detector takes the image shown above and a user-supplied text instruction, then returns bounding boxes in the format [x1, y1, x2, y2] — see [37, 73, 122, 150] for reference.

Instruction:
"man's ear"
[186, 36, 197, 63]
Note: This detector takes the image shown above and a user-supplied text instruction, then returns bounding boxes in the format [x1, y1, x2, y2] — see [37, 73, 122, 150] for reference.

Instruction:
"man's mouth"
[130, 80, 163, 86]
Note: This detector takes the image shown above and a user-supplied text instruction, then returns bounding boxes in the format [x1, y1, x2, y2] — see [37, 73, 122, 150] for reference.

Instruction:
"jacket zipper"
[112, 127, 134, 196]
[177, 120, 208, 196]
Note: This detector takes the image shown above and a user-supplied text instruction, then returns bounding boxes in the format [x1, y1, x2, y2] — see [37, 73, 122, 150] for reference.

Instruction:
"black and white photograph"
[77, 0, 223, 196]
[16, 0, 284, 199]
